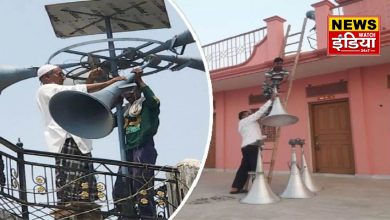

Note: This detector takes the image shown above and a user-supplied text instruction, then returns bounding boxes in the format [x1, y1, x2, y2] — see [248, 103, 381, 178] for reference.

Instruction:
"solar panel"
[45, 0, 171, 38]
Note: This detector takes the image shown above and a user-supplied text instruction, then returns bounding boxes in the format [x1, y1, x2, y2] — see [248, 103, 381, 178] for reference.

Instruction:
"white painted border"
[166, 0, 213, 219]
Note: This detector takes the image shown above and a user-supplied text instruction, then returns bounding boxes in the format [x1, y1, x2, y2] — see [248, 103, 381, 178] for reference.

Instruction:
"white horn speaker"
[280, 139, 315, 199]
[297, 138, 322, 192]
[240, 143, 280, 204]
[261, 97, 298, 127]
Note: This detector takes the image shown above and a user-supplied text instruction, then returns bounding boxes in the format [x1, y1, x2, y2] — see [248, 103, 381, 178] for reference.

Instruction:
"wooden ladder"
[266, 17, 308, 183]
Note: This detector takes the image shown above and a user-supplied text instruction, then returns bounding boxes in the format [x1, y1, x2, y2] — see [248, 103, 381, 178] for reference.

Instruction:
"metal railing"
[0, 137, 182, 219]
[202, 27, 267, 71]
[331, 4, 345, 16]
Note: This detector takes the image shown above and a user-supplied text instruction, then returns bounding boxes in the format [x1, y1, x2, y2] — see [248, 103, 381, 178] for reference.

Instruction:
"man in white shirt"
[36, 64, 124, 203]
[230, 99, 273, 194]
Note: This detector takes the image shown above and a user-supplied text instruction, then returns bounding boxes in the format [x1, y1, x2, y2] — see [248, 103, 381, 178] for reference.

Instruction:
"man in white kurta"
[36, 64, 124, 203]
[37, 82, 92, 154]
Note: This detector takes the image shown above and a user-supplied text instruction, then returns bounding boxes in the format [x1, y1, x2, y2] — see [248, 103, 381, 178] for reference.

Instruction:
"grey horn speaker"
[0, 65, 38, 94]
[49, 86, 120, 139]
[49, 55, 161, 139]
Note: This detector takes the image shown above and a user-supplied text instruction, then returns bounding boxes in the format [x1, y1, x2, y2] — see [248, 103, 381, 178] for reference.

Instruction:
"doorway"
[310, 99, 355, 174]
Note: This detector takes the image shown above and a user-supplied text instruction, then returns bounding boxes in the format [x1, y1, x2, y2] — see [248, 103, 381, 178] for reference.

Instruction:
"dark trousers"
[231, 145, 259, 189]
[114, 138, 158, 219]
[132, 138, 158, 218]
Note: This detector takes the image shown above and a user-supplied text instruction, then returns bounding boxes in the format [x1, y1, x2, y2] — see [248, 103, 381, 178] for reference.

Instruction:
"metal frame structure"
[44, 2, 203, 170]
[0, 137, 182, 219]
[48, 5, 159, 167]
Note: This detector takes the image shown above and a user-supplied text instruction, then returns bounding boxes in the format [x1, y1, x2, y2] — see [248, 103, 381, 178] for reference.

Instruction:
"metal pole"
[16, 140, 29, 219]
[104, 17, 128, 174]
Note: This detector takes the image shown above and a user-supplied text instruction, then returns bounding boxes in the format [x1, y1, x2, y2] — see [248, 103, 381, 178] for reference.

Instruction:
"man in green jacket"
[119, 66, 160, 218]
[123, 69, 160, 152]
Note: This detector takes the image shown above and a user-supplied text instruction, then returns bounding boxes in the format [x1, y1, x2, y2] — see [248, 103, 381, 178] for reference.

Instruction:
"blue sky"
[174, 0, 337, 48]
[0, 0, 211, 167]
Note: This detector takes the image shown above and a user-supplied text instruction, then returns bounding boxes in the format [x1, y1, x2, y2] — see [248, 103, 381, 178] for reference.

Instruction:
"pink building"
[204, 0, 390, 176]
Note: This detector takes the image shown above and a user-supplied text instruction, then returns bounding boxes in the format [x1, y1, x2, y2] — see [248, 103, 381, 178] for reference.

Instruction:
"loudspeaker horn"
[280, 139, 315, 199]
[240, 142, 280, 204]
[261, 97, 298, 127]
[296, 138, 322, 192]
[0, 65, 38, 94]
[49, 55, 161, 139]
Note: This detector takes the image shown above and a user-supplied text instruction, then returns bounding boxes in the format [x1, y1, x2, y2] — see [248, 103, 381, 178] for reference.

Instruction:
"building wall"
[213, 62, 390, 175]
[339, 0, 390, 31]
[358, 64, 390, 174]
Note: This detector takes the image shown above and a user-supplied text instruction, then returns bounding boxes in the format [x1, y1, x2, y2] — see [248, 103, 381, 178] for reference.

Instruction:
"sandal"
[229, 189, 248, 194]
